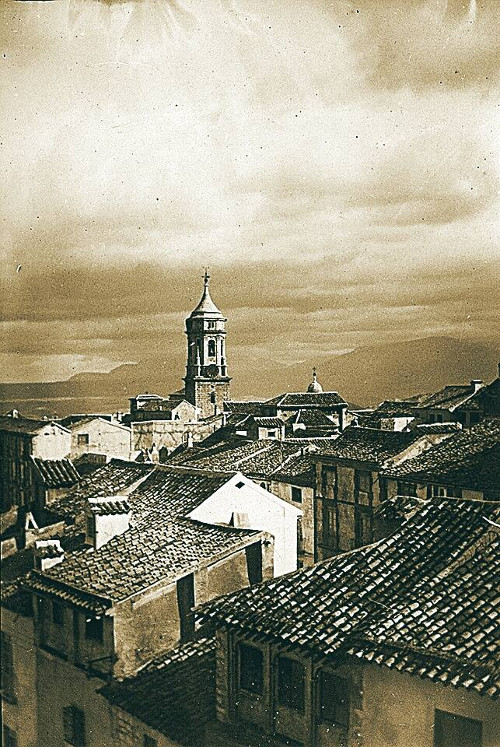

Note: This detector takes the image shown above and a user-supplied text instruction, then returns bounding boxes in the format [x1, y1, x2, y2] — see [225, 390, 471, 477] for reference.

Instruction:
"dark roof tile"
[200, 499, 500, 698]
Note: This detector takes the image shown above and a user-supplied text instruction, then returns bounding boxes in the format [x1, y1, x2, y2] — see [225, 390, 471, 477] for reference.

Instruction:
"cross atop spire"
[203, 267, 210, 287]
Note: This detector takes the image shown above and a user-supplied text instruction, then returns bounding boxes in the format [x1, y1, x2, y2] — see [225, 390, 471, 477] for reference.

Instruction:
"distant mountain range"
[1, 337, 498, 418]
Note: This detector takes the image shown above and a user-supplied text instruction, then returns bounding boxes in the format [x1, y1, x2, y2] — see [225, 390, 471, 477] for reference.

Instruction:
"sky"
[1, 0, 499, 384]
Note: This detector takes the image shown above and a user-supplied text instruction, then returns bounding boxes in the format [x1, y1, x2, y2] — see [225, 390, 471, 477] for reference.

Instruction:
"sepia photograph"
[1, 1, 499, 745]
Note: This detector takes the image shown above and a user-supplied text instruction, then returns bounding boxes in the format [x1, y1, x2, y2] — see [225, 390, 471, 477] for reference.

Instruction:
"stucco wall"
[269, 480, 314, 562]
[361, 663, 500, 747]
[32, 426, 71, 461]
[70, 419, 131, 461]
[131, 418, 215, 454]
[187, 476, 301, 575]
[1, 606, 38, 747]
[35, 650, 115, 747]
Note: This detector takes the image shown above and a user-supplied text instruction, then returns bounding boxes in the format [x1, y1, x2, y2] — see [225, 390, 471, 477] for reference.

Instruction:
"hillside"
[0, 337, 497, 417]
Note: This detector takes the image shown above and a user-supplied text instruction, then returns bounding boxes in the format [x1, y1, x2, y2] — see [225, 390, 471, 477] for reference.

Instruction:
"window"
[291, 486, 302, 503]
[318, 671, 349, 727]
[143, 736, 157, 747]
[267, 429, 277, 438]
[177, 574, 195, 642]
[1, 631, 14, 699]
[277, 656, 305, 712]
[208, 339, 216, 357]
[2, 725, 18, 747]
[434, 710, 482, 747]
[355, 505, 373, 548]
[322, 468, 337, 499]
[77, 434, 89, 446]
[62, 706, 86, 746]
[85, 616, 103, 643]
[86, 515, 95, 540]
[322, 504, 337, 548]
[236, 481, 245, 488]
[355, 471, 372, 505]
[397, 481, 417, 497]
[428, 485, 462, 499]
[238, 643, 263, 695]
[52, 601, 64, 626]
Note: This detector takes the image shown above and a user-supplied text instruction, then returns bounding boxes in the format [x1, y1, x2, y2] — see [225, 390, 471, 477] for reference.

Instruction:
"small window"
[2, 726, 18, 747]
[291, 486, 302, 504]
[356, 471, 372, 505]
[322, 468, 337, 499]
[434, 709, 482, 747]
[85, 616, 103, 643]
[63, 706, 86, 747]
[397, 481, 417, 497]
[143, 736, 157, 747]
[77, 434, 89, 446]
[277, 656, 305, 712]
[322, 505, 337, 547]
[318, 671, 349, 727]
[267, 429, 277, 438]
[52, 601, 64, 626]
[236, 481, 245, 489]
[208, 339, 216, 357]
[428, 485, 462, 499]
[238, 643, 263, 695]
[86, 515, 95, 540]
[1, 631, 15, 698]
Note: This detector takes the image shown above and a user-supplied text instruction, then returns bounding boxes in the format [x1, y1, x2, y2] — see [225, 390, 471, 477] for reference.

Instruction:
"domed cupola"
[189, 270, 224, 319]
[307, 368, 323, 393]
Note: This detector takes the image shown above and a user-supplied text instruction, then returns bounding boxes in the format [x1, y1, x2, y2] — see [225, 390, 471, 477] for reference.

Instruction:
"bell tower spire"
[183, 272, 231, 418]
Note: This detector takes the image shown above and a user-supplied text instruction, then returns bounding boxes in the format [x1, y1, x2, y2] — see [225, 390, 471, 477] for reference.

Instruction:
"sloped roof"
[291, 409, 336, 427]
[265, 392, 347, 408]
[250, 417, 285, 428]
[384, 418, 500, 491]
[0, 415, 69, 436]
[50, 459, 154, 520]
[316, 426, 424, 467]
[129, 467, 233, 522]
[100, 637, 215, 746]
[200, 499, 500, 698]
[417, 384, 479, 411]
[167, 438, 303, 477]
[31, 458, 80, 488]
[25, 515, 260, 606]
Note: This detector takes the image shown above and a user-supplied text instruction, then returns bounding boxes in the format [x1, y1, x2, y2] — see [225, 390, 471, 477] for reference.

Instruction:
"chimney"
[85, 496, 131, 550]
[34, 539, 64, 571]
[150, 442, 159, 464]
[186, 430, 194, 449]
[470, 379, 483, 393]
[339, 405, 347, 432]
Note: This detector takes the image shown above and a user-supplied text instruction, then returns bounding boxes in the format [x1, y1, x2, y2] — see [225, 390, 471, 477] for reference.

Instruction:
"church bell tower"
[184, 271, 231, 418]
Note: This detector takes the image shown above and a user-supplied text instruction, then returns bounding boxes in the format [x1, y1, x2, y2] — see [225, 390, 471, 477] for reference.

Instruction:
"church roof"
[190, 272, 224, 318]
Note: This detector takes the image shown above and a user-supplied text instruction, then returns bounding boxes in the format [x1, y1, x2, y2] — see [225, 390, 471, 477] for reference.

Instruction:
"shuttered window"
[62, 706, 86, 746]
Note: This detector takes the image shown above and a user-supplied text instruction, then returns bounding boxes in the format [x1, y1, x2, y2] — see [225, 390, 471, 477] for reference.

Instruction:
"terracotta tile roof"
[100, 637, 215, 745]
[416, 384, 480, 411]
[271, 454, 316, 487]
[0, 415, 69, 435]
[224, 401, 269, 416]
[25, 516, 261, 606]
[88, 497, 130, 515]
[251, 417, 285, 428]
[290, 409, 336, 427]
[50, 459, 154, 520]
[129, 468, 233, 522]
[167, 438, 302, 477]
[383, 419, 500, 491]
[200, 499, 500, 698]
[316, 426, 424, 466]
[31, 457, 80, 488]
[265, 392, 347, 408]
